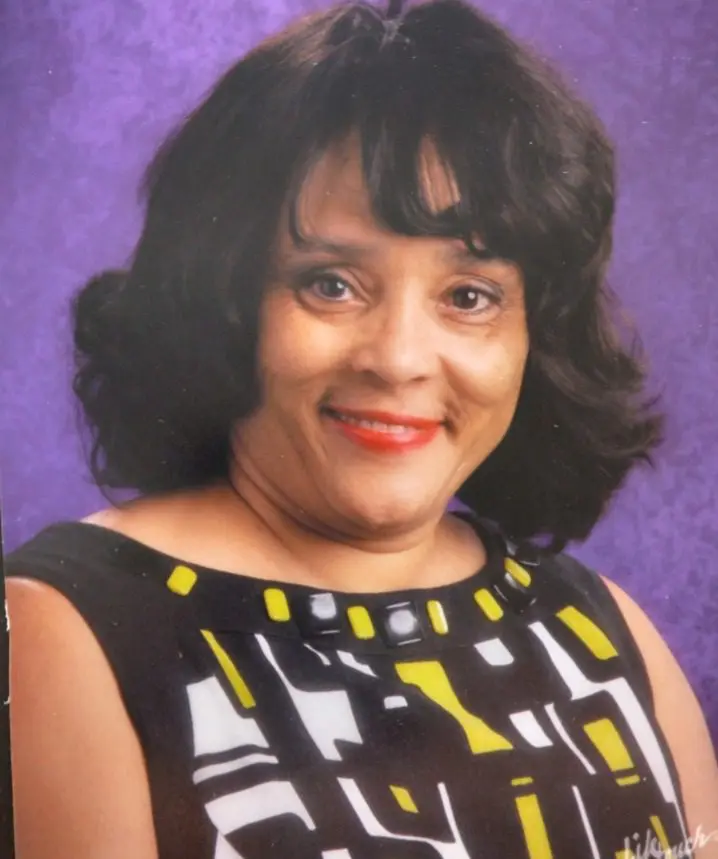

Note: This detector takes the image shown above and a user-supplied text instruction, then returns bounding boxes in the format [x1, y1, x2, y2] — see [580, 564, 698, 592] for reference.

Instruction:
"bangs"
[283, 4, 547, 268]
[142, 0, 612, 312]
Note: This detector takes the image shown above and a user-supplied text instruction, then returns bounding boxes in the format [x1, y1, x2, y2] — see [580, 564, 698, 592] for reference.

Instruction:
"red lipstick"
[322, 407, 442, 453]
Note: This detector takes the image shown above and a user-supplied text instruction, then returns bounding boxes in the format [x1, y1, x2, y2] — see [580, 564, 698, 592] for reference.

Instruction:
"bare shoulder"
[601, 576, 718, 852]
[7, 577, 158, 859]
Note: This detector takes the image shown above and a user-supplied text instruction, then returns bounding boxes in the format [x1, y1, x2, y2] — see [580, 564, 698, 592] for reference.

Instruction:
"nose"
[349, 293, 439, 386]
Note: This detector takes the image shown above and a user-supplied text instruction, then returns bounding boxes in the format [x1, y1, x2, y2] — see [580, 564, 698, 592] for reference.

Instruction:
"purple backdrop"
[1, 0, 717, 744]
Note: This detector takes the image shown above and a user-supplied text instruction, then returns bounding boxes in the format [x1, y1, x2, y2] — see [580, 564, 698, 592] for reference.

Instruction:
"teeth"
[336, 415, 412, 433]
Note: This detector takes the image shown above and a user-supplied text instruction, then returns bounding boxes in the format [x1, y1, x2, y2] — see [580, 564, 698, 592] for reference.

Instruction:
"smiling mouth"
[320, 407, 444, 452]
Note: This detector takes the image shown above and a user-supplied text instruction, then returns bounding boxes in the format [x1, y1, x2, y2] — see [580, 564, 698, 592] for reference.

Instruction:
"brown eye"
[449, 285, 495, 313]
[307, 275, 354, 302]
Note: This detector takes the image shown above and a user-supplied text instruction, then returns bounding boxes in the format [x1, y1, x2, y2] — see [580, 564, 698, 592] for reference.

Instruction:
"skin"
[8, 138, 718, 857]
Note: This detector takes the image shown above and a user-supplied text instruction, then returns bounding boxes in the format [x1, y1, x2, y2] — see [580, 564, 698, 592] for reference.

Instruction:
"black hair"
[72, 0, 663, 551]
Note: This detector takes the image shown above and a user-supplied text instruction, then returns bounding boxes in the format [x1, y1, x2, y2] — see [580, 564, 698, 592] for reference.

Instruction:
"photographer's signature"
[623, 825, 718, 858]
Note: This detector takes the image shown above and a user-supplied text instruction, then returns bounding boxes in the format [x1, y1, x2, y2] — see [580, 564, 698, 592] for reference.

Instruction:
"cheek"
[258, 296, 348, 392]
[455, 332, 528, 411]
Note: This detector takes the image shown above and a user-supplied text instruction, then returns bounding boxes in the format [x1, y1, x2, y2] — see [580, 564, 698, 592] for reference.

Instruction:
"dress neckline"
[37, 516, 529, 656]
[50, 512, 503, 600]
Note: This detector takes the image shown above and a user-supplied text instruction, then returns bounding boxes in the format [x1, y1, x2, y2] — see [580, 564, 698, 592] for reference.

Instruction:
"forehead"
[293, 136, 461, 233]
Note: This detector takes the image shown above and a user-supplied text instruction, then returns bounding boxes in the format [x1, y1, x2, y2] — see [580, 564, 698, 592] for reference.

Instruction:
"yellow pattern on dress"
[396, 661, 512, 753]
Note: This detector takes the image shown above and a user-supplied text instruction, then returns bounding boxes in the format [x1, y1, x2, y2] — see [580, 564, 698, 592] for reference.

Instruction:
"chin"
[333, 483, 445, 537]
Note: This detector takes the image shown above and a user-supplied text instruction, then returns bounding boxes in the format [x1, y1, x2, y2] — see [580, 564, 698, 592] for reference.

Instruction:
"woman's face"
[233, 139, 529, 539]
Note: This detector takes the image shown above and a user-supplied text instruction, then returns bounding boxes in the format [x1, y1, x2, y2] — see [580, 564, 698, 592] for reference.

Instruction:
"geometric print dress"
[7, 516, 690, 859]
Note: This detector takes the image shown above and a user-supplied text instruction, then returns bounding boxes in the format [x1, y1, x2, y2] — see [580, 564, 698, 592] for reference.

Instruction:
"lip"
[321, 406, 443, 453]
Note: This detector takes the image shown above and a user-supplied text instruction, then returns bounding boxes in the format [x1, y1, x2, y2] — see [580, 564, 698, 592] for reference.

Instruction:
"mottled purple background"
[1, 0, 717, 743]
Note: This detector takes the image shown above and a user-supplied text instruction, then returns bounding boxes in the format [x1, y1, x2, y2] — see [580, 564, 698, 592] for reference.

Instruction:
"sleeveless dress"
[6, 518, 690, 859]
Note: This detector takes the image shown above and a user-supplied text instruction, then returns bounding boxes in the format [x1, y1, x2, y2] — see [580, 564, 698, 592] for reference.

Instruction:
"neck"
[215, 463, 485, 594]
[90, 474, 486, 594]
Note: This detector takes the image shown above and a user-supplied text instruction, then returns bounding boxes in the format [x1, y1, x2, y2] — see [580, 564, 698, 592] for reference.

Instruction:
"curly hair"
[72, 0, 663, 551]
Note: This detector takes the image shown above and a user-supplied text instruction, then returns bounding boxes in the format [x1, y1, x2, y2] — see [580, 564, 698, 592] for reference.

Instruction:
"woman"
[7, 1, 718, 857]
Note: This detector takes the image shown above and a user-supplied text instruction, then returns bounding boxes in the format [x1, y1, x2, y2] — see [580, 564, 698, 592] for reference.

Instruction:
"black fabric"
[6, 520, 691, 859]
[550, 553, 654, 712]
[6, 523, 212, 859]
[548, 551, 692, 818]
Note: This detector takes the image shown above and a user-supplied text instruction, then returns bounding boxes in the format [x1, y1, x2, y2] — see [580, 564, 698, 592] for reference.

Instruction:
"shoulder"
[6, 576, 133, 704]
[7, 578, 158, 858]
[600, 576, 718, 847]
[6, 520, 187, 708]
[6, 518, 174, 612]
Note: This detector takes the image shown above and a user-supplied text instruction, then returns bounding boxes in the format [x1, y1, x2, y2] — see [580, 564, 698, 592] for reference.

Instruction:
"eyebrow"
[286, 234, 499, 264]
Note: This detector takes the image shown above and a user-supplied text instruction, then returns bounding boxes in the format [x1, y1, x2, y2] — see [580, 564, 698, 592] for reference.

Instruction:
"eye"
[445, 284, 500, 316]
[303, 274, 355, 303]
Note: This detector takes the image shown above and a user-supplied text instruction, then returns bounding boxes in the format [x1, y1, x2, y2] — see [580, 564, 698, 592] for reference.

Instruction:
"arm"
[603, 577, 718, 857]
[8, 578, 159, 859]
